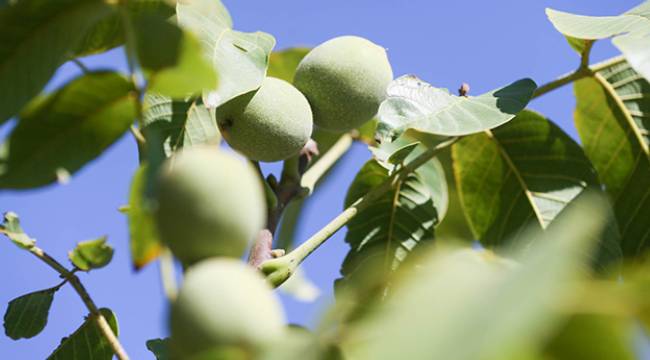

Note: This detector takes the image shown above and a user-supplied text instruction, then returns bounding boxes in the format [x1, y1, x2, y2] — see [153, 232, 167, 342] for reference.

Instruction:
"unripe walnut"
[155, 147, 265, 264]
[294, 36, 393, 132]
[217, 77, 313, 162]
[170, 259, 285, 357]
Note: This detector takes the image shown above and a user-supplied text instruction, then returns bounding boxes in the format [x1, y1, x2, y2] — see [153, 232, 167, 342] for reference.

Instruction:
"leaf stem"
[27, 246, 130, 360]
[261, 136, 459, 287]
[301, 134, 353, 194]
[532, 55, 627, 100]
[532, 68, 591, 100]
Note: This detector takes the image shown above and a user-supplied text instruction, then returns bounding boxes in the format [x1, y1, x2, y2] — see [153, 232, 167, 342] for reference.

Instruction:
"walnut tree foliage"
[1, 1, 650, 359]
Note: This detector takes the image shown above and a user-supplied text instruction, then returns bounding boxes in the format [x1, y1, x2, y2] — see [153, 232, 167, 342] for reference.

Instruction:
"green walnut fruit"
[293, 35, 393, 132]
[155, 146, 265, 264]
[217, 77, 313, 162]
[170, 259, 286, 357]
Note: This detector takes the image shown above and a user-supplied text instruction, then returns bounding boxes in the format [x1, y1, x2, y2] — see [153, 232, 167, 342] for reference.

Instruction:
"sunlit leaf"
[0, 212, 35, 249]
[342, 195, 609, 360]
[142, 94, 220, 158]
[0, 0, 114, 123]
[127, 165, 162, 270]
[267, 48, 310, 82]
[574, 59, 650, 257]
[0, 72, 136, 189]
[176, 0, 275, 107]
[68, 237, 114, 271]
[4, 287, 56, 340]
[453, 110, 621, 267]
[565, 36, 594, 56]
[376, 75, 536, 142]
[546, 2, 650, 81]
[134, 14, 217, 98]
[47, 308, 119, 360]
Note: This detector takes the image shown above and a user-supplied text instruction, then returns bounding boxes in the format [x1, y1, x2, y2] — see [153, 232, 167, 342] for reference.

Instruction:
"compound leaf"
[453, 110, 621, 267]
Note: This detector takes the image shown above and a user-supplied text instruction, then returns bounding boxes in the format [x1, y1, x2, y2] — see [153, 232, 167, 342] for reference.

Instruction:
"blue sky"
[0, 1, 641, 358]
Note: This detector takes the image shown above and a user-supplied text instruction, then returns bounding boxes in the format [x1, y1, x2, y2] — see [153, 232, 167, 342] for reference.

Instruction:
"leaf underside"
[0, 0, 114, 124]
[546, 2, 650, 81]
[0, 72, 136, 189]
[339, 155, 444, 293]
[176, 0, 275, 107]
[453, 110, 621, 267]
[376, 75, 536, 142]
[574, 59, 650, 257]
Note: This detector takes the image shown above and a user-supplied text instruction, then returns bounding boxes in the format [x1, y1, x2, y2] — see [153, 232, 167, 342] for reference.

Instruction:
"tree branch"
[248, 134, 354, 267]
[301, 134, 353, 194]
[28, 246, 130, 360]
[260, 136, 460, 287]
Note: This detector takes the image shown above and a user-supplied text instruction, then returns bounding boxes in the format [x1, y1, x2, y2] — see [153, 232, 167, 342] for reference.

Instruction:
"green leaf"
[339, 149, 446, 292]
[47, 308, 119, 360]
[146, 338, 170, 360]
[432, 148, 474, 241]
[0, 72, 136, 189]
[386, 142, 419, 165]
[134, 14, 217, 98]
[140, 94, 219, 198]
[543, 314, 636, 360]
[0, 0, 114, 124]
[127, 165, 162, 270]
[355, 118, 379, 146]
[4, 287, 56, 340]
[370, 135, 450, 217]
[176, 0, 275, 107]
[546, 3, 650, 81]
[0, 212, 35, 249]
[452, 110, 621, 267]
[68, 237, 114, 271]
[376, 75, 536, 142]
[142, 94, 220, 158]
[574, 59, 650, 257]
[565, 36, 594, 56]
[73, 0, 175, 57]
[342, 194, 610, 360]
[267, 48, 310, 82]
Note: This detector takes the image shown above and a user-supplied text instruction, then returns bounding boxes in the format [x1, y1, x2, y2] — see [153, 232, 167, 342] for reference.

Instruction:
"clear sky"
[0, 1, 641, 358]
